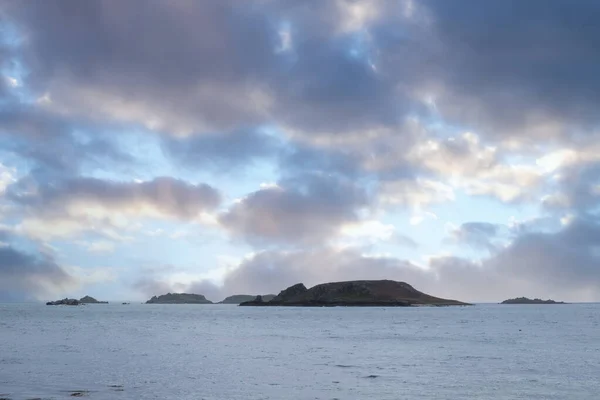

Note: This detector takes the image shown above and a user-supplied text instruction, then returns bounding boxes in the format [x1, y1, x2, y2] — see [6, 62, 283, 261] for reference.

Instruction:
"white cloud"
[409, 210, 438, 226]
[408, 132, 544, 203]
[5, 76, 19, 87]
[63, 265, 117, 285]
[380, 178, 454, 208]
[17, 217, 136, 242]
[0, 163, 16, 194]
[75, 240, 116, 254]
[337, 219, 396, 247]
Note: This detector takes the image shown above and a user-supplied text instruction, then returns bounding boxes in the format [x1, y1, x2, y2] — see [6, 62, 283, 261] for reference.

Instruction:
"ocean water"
[1, 303, 599, 400]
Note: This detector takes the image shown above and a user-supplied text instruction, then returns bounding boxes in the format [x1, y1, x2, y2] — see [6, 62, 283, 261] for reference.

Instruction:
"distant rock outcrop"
[46, 298, 81, 306]
[218, 294, 276, 304]
[145, 293, 213, 304]
[501, 297, 566, 304]
[79, 295, 108, 304]
[240, 280, 469, 307]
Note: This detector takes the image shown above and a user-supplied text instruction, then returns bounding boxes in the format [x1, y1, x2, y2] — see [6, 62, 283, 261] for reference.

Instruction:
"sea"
[1, 303, 599, 400]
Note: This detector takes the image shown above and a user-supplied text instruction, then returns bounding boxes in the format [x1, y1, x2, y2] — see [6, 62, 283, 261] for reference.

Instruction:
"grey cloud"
[543, 162, 600, 214]
[4, 0, 600, 305]
[0, 231, 74, 301]
[0, 105, 134, 178]
[280, 143, 364, 179]
[435, 217, 600, 301]
[132, 267, 225, 302]
[8, 176, 221, 220]
[459, 222, 499, 236]
[419, 0, 600, 139]
[218, 248, 425, 297]
[4, 0, 278, 134]
[132, 278, 187, 300]
[393, 233, 419, 249]
[222, 220, 600, 301]
[219, 174, 370, 246]
[483, 218, 600, 299]
[185, 281, 225, 304]
[2, 0, 417, 138]
[131, 215, 600, 303]
[136, 247, 428, 302]
[0, 76, 8, 100]
[162, 129, 282, 172]
[8, 0, 588, 201]
[450, 222, 501, 251]
[276, 37, 403, 134]
[4, 0, 598, 150]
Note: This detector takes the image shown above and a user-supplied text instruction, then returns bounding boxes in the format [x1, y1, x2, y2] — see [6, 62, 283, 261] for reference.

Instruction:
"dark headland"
[501, 297, 566, 305]
[240, 280, 470, 307]
[145, 293, 213, 304]
[219, 294, 276, 304]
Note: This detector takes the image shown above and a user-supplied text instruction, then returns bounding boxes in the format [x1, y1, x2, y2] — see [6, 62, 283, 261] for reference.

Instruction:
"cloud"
[4, 0, 597, 149]
[419, 0, 600, 140]
[0, 76, 9, 99]
[132, 262, 230, 302]
[2, 0, 421, 140]
[488, 218, 600, 295]
[542, 161, 600, 215]
[0, 105, 134, 179]
[217, 247, 425, 297]
[393, 233, 419, 249]
[162, 129, 282, 171]
[6, 176, 221, 239]
[145, 215, 600, 303]
[9, 176, 221, 219]
[448, 222, 502, 251]
[3, 0, 600, 305]
[280, 142, 364, 179]
[379, 178, 454, 209]
[437, 217, 600, 302]
[338, 220, 396, 246]
[3, 1, 279, 134]
[75, 240, 116, 254]
[408, 132, 544, 203]
[136, 247, 429, 302]
[219, 174, 370, 246]
[0, 163, 16, 194]
[0, 229, 75, 301]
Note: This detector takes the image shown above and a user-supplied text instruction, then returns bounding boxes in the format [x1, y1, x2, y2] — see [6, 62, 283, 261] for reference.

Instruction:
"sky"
[1, 0, 600, 303]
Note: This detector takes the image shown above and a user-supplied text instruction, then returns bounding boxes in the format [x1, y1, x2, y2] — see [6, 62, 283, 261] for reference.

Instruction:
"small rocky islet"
[46, 295, 108, 306]
[144, 293, 277, 304]
[501, 297, 566, 304]
[46, 298, 81, 306]
[218, 294, 276, 304]
[79, 295, 108, 304]
[44, 281, 472, 307]
[240, 280, 470, 307]
[145, 293, 213, 304]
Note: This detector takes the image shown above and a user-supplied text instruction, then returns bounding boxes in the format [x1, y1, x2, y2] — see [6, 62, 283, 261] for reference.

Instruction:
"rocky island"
[46, 298, 81, 306]
[501, 297, 566, 304]
[219, 294, 276, 304]
[145, 293, 213, 304]
[79, 295, 108, 304]
[240, 280, 469, 307]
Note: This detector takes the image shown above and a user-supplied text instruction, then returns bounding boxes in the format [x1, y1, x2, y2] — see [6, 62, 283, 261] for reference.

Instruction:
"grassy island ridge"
[240, 280, 470, 307]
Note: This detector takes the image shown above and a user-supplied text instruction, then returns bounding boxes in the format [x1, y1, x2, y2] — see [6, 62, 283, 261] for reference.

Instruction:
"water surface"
[1, 303, 599, 399]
